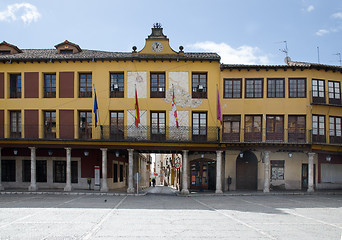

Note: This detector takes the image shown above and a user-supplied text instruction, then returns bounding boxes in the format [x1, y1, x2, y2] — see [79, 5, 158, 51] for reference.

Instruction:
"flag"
[135, 88, 140, 127]
[93, 88, 99, 127]
[217, 87, 222, 125]
[172, 89, 179, 128]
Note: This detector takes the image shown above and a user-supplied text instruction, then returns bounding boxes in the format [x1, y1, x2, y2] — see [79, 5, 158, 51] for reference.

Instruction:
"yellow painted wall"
[220, 67, 342, 145]
[0, 59, 221, 139]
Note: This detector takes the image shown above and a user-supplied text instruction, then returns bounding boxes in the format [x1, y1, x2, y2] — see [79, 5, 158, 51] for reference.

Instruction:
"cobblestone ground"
[0, 188, 341, 239]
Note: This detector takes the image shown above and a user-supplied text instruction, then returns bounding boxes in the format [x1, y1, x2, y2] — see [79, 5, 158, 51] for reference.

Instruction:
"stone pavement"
[0, 190, 342, 239]
[1, 186, 342, 197]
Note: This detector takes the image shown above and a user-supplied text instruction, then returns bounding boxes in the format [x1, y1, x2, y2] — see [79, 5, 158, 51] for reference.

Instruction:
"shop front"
[190, 159, 216, 191]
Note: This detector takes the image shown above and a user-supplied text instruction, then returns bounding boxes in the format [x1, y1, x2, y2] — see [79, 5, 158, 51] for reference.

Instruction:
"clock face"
[151, 42, 163, 52]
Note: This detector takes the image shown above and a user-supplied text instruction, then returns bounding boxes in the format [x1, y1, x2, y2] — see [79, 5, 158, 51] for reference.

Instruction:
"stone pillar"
[215, 150, 223, 194]
[0, 148, 4, 191]
[127, 149, 135, 193]
[308, 152, 315, 192]
[181, 150, 189, 195]
[28, 147, 37, 191]
[64, 147, 72, 191]
[263, 151, 271, 193]
[100, 148, 108, 192]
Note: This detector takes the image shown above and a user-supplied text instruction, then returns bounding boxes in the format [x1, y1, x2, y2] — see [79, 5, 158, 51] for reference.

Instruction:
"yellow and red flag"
[135, 88, 140, 127]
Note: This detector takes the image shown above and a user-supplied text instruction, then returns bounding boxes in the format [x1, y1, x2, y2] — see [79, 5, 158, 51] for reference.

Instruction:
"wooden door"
[236, 151, 258, 190]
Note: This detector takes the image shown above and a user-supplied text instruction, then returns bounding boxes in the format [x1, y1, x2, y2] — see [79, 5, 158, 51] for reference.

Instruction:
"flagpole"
[93, 84, 101, 127]
[134, 84, 140, 128]
[216, 84, 222, 126]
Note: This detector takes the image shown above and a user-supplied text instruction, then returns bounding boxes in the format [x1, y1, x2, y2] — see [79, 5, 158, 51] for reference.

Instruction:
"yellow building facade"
[0, 25, 341, 193]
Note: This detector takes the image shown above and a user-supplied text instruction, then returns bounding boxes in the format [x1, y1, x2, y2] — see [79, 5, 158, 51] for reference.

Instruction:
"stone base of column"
[263, 188, 270, 193]
[215, 190, 223, 194]
[0, 185, 4, 191]
[64, 185, 72, 192]
[100, 186, 109, 192]
[28, 184, 37, 191]
[127, 187, 135, 194]
[181, 189, 189, 195]
[307, 187, 314, 193]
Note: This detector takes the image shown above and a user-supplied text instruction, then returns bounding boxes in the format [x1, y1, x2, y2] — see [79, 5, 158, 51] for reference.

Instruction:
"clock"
[151, 42, 163, 52]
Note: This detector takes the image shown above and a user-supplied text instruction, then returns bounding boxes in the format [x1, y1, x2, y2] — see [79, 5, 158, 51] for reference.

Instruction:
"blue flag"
[93, 90, 99, 127]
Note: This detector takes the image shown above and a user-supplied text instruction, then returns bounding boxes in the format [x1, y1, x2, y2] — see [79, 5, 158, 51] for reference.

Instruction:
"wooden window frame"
[192, 112, 207, 142]
[150, 73, 165, 98]
[312, 79, 325, 103]
[267, 78, 284, 98]
[44, 111, 56, 139]
[312, 115, 326, 143]
[328, 81, 341, 105]
[110, 73, 124, 98]
[79, 111, 92, 139]
[329, 116, 342, 144]
[10, 74, 21, 98]
[288, 115, 306, 143]
[266, 115, 284, 141]
[44, 74, 56, 98]
[110, 111, 124, 140]
[244, 115, 262, 142]
[289, 78, 306, 98]
[224, 78, 242, 98]
[79, 73, 92, 98]
[222, 115, 240, 142]
[10, 110, 21, 138]
[192, 73, 207, 99]
[245, 78, 263, 98]
[151, 111, 166, 141]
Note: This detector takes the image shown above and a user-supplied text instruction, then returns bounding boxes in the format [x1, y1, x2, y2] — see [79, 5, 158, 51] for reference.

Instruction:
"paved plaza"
[0, 187, 342, 239]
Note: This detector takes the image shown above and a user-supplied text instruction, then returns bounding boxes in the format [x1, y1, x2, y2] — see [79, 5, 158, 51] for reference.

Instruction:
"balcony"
[310, 91, 341, 106]
[3, 125, 341, 146]
[101, 125, 219, 143]
[222, 128, 308, 144]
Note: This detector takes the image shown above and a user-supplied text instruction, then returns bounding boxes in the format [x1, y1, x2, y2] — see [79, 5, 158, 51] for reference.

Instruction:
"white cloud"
[316, 29, 330, 36]
[332, 12, 342, 19]
[0, 3, 41, 24]
[187, 41, 270, 65]
[307, 5, 314, 12]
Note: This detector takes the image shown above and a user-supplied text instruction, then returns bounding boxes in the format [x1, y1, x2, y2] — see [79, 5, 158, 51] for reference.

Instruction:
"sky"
[1, 0, 342, 66]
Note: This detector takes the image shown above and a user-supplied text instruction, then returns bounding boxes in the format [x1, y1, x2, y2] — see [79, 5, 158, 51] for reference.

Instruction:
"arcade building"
[0, 24, 341, 193]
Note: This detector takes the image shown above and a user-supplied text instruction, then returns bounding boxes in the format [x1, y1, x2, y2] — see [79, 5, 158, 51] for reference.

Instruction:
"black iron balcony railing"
[100, 125, 219, 143]
[3, 125, 342, 145]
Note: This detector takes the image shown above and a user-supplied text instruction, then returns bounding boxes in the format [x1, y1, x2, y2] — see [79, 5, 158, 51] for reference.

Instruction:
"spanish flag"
[135, 88, 140, 127]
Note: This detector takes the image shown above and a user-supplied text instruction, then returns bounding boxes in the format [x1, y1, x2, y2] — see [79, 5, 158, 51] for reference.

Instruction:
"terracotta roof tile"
[0, 49, 220, 62]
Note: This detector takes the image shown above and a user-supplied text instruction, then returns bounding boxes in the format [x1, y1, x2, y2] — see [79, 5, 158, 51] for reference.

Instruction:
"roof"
[0, 41, 23, 53]
[54, 40, 82, 52]
[221, 61, 342, 73]
[0, 49, 220, 62]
